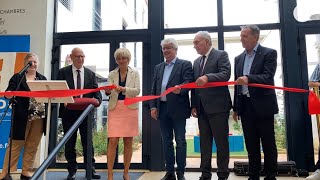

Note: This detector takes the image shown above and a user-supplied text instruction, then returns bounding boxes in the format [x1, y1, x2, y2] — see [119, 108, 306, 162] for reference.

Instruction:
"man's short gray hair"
[161, 38, 178, 49]
[241, 25, 260, 37]
[195, 31, 212, 46]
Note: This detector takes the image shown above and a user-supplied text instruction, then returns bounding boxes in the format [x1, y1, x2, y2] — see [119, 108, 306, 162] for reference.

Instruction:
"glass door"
[49, 32, 150, 170]
[299, 27, 320, 166]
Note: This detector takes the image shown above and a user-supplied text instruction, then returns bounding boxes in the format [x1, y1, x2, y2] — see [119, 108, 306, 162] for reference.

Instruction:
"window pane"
[56, 0, 148, 33]
[56, 43, 110, 164]
[164, 0, 217, 28]
[294, 0, 320, 22]
[225, 30, 287, 164]
[223, 0, 279, 25]
[305, 34, 320, 163]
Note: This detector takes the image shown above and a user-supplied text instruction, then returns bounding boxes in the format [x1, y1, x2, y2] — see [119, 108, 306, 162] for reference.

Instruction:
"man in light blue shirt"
[150, 38, 193, 180]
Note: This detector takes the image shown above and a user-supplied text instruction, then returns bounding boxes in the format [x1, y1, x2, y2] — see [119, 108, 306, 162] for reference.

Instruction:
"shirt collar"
[72, 65, 84, 72]
[166, 57, 177, 65]
[245, 43, 259, 55]
[204, 47, 213, 57]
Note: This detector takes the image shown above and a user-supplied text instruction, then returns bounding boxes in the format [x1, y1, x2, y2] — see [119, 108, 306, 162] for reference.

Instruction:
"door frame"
[48, 30, 152, 170]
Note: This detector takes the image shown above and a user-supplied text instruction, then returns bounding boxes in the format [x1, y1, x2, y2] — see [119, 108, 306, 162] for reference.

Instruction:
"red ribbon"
[124, 81, 320, 115]
[1, 82, 319, 115]
[0, 85, 117, 98]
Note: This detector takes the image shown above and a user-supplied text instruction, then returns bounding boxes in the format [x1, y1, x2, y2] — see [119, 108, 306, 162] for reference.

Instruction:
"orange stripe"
[14, 52, 28, 74]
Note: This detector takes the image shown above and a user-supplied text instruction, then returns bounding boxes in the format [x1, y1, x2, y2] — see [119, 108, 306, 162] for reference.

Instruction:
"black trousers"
[61, 110, 95, 172]
[198, 103, 230, 179]
[240, 96, 278, 178]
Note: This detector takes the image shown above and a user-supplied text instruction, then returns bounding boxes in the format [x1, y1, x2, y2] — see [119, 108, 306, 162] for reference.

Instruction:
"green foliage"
[57, 126, 142, 160]
[231, 115, 287, 150]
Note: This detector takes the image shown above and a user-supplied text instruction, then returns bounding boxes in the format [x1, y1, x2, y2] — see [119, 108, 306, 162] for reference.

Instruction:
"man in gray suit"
[150, 38, 193, 180]
[191, 31, 232, 180]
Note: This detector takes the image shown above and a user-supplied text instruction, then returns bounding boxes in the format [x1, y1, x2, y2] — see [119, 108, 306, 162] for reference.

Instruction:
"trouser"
[198, 103, 230, 179]
[0, 118, 43, 178]
[241, 96, 278, 179]
[62, 110, 95, 172]
[159, 102, 187, 173]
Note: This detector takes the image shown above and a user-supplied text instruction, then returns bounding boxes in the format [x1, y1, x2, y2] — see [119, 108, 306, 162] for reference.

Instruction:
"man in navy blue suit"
[150, 38, 193, 180]
[233, 25, 279, 180]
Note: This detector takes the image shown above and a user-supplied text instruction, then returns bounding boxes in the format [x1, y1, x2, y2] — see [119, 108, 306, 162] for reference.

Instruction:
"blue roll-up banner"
[0, 35, 30, 169]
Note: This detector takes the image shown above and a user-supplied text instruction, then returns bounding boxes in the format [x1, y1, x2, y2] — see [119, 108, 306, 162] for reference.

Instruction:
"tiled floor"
[139, 172, 307, 180]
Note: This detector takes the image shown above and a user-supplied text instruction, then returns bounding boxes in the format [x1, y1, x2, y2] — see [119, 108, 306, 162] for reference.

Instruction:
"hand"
[104, 87, 112, 95]
[232, 111, 240, 121]
[64, 103, 68, 107]
[236, 76, 248, 85]
[195, 75, 208, 86]
[191, 108, 198, 118]
[151, 109, 158, 120]
[116, 86, 126, 93]
[172, 85, 181, 94]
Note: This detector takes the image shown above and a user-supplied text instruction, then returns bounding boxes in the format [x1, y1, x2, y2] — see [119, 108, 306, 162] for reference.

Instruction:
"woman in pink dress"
[104, 48, 140, 180]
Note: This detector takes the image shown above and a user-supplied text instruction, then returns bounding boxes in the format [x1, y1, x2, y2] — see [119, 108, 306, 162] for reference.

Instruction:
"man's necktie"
[199, 55, 206, 76]
[76, 69, 81, 98]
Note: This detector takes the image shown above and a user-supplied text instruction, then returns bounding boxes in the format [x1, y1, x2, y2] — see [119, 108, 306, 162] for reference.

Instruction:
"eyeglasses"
[74, 55, 85, 59]
[162, 46, 175, 51]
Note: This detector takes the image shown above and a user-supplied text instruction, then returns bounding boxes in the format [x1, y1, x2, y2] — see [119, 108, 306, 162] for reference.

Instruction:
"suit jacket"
[233, 44, 279, 117]
[57, 65, 102, 117]
[191, 48, 232, 114]
[107, 66, 140, 110]
[6, 72, 47, 140]
[150, 58, 193, 120]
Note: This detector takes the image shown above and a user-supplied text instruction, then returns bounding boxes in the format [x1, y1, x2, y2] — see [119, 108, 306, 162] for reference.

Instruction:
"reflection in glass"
[164, 0, 217, 28]
[56, 43, 110, 164]
[56, 0, 148, 32]
[306, 34, 320, 163]
[223, 0, 279, 25]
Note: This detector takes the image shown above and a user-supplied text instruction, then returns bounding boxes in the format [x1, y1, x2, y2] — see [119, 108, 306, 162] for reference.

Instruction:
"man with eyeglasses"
[57, 47, 102, 180]
[150, 38, 193, 180]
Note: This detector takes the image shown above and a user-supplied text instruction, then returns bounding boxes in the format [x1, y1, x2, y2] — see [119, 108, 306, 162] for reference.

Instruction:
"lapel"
[203, 49, 215, 73]
[158, 62, 165, 86]
[20, 75, 30, 91]
[114, 68, 120, 86]
[125, 67, 134, 86]
[167, 58, 180, 85]
[66, 66, 75, 89]
[194, 57, 201, 78]
[250, 45, 263, 74]
[238, 52, 246, 76]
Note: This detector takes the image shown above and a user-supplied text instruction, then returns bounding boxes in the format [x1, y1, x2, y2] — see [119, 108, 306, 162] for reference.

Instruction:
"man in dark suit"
[191, 31, 232, 180]
[150, 38, 193, 180]
[233, 25, 278, 180]
[57, 47, 102, 180]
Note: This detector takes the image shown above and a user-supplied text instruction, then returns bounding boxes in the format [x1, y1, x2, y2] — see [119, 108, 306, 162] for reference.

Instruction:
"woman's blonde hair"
[24, 53, 39, 65]
[114, 48, 131, 62]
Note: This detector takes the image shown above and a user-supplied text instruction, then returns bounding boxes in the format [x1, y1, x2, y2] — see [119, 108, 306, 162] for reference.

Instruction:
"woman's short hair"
[24, 53, 39, 65]
[114, 48, 131, 62]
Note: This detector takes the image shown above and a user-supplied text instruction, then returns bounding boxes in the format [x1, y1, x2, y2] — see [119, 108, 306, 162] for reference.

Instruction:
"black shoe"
[161, 172, 176, 180]
[176, 172, 186, 180]
[199, 176, 211, 180]
[218, 178, 228, 180]
[264, 176, 276, 180]
[67, 172, 76, 180]
[248, 177, 259, 180]
[92, 171, 101, 179]
[20, 174, 31, 180]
